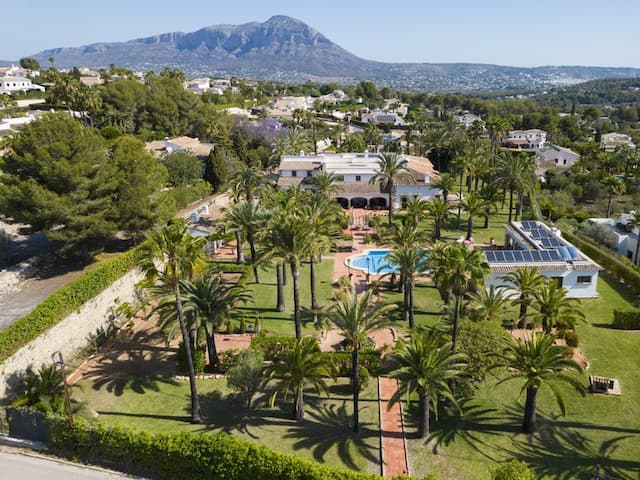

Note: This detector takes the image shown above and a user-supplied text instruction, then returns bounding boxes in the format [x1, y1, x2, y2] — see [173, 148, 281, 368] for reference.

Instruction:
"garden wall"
[0, 268, 143, 400]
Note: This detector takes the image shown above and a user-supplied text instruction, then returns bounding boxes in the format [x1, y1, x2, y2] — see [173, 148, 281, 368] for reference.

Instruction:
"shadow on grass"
[97, 410, 191, 423]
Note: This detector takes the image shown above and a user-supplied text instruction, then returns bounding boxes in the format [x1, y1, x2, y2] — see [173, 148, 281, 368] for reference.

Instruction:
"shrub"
[251, 333, 299, 360]
[612, 310, 640, 330]
[564, 330, 579, 347]
[491, 460, 535, 480]
[218, 348, 239, 373]
[581, 222, 619, 250]
[0, 246, 143, 364]
[47, 417, 382, 480]
[176, 342, 206, 374]
[325, 350, 382, 377]
[226, 348, 264, 408]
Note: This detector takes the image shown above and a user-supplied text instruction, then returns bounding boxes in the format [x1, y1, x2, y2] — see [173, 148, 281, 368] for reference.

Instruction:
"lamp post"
[366, 256, 371, 286]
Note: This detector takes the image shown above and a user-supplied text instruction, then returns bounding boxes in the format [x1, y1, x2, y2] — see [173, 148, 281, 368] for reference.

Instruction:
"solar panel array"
[486, 250, 562, 263]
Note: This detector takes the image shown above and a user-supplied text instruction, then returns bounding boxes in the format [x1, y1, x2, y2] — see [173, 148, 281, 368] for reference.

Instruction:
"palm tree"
[458, 192, 490, 240]
[139, 219, 206, 423]
[432, 173, 456, 203]
[626, 210, 640, 265]
[327, 290, 395, 432]
[387, 332, 467, 438]
[264, 337, 333, 422]
[284, 127, 314, 155]
[224, 201, 265, 283]
[495, 153, 535, 223]
[486, 116, 511, 168]
[228, 164, 267, 202]
[369, 153, 414, 225]
[427, 197, 449, 241]
[501, 266, 547, 329]
[181, 274, 250, 369]
[11, 364, 72, 415]
[498, 332, 585, 433]
[386, 247, 430, 330]
[532, 283, 585, 333]
[602, 176, 626, 218]
[469, 285, 508, 323]
[307, 170, 342, 196]
[428, 243, 489, 353]
[404, 196, 430, 228]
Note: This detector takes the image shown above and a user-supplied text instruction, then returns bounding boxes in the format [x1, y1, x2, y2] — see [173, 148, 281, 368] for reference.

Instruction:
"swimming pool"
[346, 250, 430, 275]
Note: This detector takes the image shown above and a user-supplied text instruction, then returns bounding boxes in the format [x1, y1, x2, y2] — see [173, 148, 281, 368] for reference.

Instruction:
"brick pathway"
[379, 376, 409, 478]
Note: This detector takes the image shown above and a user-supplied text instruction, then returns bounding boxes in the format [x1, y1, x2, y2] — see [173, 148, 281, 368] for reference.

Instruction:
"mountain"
[28, 15, 640, 92]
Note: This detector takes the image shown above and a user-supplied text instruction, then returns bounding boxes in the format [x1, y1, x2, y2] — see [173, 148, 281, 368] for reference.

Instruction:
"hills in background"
[7, 15, 640, 92]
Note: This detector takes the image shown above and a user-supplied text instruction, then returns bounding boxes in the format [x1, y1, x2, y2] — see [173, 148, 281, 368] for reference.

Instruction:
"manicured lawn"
[400, 272, 640, 480]
[77, 376, 381, 474]
[233, 259, 336, 336]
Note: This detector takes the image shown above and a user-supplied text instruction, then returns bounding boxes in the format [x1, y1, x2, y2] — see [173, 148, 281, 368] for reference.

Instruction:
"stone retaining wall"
[0, 269, 143, 400]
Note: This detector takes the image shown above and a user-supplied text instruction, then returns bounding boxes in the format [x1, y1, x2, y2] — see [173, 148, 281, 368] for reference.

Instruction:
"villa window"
[307, 170, 312, 177]
[577, 275, 591, 285]
[355, 175, 361, 182]
[292, 171, 297, 177]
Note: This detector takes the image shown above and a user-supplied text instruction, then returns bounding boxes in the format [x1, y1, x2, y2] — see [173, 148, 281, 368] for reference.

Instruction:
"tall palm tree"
[139, 219, 206, 423]
[486, 116, 511, 168]
[428, 243, 489, 353]
[224, 201, 265, 283]
[469, 285, 508, 323]
[458, 192, 490, 240]
[626, 210, 640, 265]
[404, 196, 430, 228]
[181, 274, 250, 369]
[386, 247, 430, 330]
[387, 332, 467, 438]
[228, 164, 267, 202]
[427, 197, 449, 241]
[497, 332, 585, 433]
[495, 153, 535, 223]
[264, 337, 333, 422]
[307, 170, 342, 196]
[432, 173, 456, 203]
[369, 153, 414, 225]
[327, 290, 395, 432]
[501, 266, 547, 329]
[532, 283, 585, 333]
[602, 176, 626, 218]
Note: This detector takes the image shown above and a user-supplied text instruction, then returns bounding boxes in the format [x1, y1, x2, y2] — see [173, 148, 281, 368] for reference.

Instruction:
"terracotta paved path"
[379, 376, 409, 478]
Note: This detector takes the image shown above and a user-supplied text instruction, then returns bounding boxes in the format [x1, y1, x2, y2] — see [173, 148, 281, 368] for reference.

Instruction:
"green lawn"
[77, 376, 381, 474]
[398, 272, 640, 480]
[233, 259, 336, 336]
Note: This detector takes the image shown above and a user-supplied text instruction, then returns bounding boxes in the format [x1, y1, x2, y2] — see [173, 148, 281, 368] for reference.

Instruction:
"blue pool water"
[347, 250, 430, 275]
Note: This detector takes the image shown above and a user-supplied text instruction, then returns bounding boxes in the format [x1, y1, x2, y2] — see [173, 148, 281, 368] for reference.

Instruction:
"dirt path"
[379, 377, 409, 478]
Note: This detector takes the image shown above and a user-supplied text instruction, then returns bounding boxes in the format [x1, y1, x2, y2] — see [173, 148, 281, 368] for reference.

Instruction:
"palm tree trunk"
[408, 281, 415, 331]
[296, 384, 305, 422]
[522, 386, 538, 433]
[235, 231, 245, 264]
[466, 215, 473, 240]
[291, 263, 302, 339]
[174, 284, 202, 424]
[518, 300, 528, 329]
[282, 261, 288, 285]
[248, 235, 259, 283]
[635, 234, 640, 265]
[434, 220, 441, 240]
[515, 192, 523, 221]
[483, 211, 490, 229]
[508, 189, 514, 223]
[452, 294, 462, 353]
[388, 189, 393, 225]
[203, 322, 219, 370]
[403, 278, 409, 323]
[352, 347, 360, 433]
[457, 172, 464, 228]
[607, 193, 613, 218]
[276, 262, 285, 312]
[418, 391, 430, 438]
[310, 256, 318, 310]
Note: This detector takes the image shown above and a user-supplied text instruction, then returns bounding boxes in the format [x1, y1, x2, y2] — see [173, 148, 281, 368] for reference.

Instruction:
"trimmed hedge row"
[0, 247, 143, 364]
[613, 310, 640, 330]
[48, 417, 384, 480]
[561, 229, 640, 296]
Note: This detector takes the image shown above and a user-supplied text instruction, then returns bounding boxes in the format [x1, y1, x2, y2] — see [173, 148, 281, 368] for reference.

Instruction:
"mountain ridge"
[19, 15, 640, 92]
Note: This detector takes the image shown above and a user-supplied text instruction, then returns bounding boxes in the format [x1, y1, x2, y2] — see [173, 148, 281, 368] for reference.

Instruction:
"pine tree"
[204, 147, 228, 192]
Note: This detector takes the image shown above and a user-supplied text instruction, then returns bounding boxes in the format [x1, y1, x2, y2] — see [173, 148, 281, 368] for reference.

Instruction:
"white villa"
[0, 76, 45, 95]
[504, 129, 547, 151]
[589, 212, 639, 263]
[535, 144, 580, 174]
[485, 220, 601, 298]
[277, 152, 441, 209]
[146, 136, 214, 158]
[601, 132, 635, 152]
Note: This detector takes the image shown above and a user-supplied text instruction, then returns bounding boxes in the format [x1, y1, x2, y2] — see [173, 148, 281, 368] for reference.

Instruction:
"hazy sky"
[2, 0, 639, 67]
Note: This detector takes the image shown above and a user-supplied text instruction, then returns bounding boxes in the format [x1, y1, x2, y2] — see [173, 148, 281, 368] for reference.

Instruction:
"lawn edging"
[48, 416, 393, 480]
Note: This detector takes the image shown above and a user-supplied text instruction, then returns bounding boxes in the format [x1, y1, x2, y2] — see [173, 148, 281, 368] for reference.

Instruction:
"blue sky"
[2, 0, 639, 67]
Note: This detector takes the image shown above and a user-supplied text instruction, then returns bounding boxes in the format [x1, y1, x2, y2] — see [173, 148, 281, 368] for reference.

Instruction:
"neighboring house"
[277, 152, 440, 209]
[146, 136, 214, 158]
[601, 132, 636, 152]
[269, 96, 315, 119]
[504, 129, 547, 151]
[535, 144, 580, 174]
[79, 76, 104, 87]
[0, 65, 31, 77]
[0, 77, 45, 95]
[455, 112, 483, 128]
[589, 212, 639, 263]
[183, 78, 211, 93]
[0, 110, 46, 138]
[361, 109, 405, 126]
[485, 220, 601, 298]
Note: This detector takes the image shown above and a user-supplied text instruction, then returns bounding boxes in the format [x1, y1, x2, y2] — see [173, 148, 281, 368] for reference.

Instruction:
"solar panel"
[567, 246, 581, 261]
[521, 220, 538, 230]
[557, 246, 571, 261]
[541, 237, 563, 248]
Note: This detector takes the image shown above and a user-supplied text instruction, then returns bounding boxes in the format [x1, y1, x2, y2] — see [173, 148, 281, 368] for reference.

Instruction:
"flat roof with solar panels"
[485, 220, 601, 274]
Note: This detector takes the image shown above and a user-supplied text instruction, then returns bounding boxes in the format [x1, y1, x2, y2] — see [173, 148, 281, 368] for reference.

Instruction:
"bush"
[612, 310, 640, 329]
[491, 460, 535, 480]
[564, 330, 579, 347]
[581, 222, 619, 250]
[163, 180, 211, 210]
[325, 350, 382, 377]
[561, 229, 640, 296]
[218, 348, 240, 373]
[0, 246, 143, 364]
[227, 348, 264, 408]
[47, 417, 382, 480]
[251, 333, 299, 360]
[176, 343, 206, 374]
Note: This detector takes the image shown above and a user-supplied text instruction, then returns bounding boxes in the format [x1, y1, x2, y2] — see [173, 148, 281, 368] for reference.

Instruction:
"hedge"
[48, 417, 385, 480]
[612, 310, 640, 330]
[561, 229, 640, 297]
[0, 246, 143, 364]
